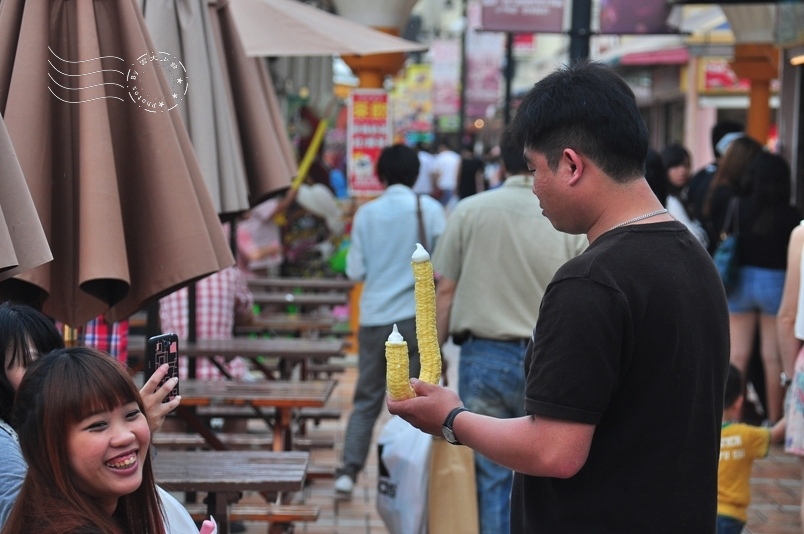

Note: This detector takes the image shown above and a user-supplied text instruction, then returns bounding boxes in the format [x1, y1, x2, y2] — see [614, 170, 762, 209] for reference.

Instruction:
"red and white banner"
[347, 89, 391, 197]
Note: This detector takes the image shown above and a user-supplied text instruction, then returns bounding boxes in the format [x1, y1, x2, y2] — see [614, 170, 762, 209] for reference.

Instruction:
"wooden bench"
[305, 362, 346, 379]
[153, 432, 335, 451]
[236, 315, 352, 337]
[246, 277, 354, 292]
[192, 405, 342, 423]
[183, 502, 320, 523]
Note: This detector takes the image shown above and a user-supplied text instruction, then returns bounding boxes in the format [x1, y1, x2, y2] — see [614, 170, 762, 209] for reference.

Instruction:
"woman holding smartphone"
[3, 347, 166, 533]
[0, 303, 203, 533]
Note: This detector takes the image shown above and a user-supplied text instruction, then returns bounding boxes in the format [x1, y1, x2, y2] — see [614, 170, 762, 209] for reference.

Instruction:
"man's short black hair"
[499, 129, 529, 175]
[724, 363, 744, 409]
[376, 144, 420, 187]
[510, 60, 648, 183]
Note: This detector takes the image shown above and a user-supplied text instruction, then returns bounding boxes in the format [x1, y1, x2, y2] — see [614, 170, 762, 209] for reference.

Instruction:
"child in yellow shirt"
[718, 364, 785, 533]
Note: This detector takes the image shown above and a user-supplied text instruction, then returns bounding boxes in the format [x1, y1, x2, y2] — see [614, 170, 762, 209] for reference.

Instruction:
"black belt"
[453, 333, 531, 348]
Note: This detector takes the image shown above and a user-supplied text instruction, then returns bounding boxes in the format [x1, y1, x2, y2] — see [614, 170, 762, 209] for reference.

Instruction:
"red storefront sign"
[347, 89, 391, 197]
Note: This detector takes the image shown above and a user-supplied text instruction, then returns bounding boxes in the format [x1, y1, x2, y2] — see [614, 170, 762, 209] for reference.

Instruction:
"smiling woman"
[3, 347, 166, 534]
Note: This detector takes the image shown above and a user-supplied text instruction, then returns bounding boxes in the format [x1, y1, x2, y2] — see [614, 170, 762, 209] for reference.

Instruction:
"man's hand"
[139, 363, 181, 434]
[387, 378, 462, 437]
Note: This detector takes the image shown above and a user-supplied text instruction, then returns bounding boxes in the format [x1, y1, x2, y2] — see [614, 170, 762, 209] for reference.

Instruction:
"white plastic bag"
[376, 415, 432, 534]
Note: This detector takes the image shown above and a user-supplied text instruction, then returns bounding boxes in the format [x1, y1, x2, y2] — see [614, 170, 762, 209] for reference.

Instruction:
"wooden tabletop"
[177, 379, 336, 408]
[251, 291, 349, 307]
[153, 450, 309, 494]
[236, 314, 351, 335]
[247, 277, 355, 291]
[129, 336, 344, 359]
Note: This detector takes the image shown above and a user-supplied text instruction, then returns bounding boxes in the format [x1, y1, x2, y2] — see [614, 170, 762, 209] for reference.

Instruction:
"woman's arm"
[778, 224, 804, 377]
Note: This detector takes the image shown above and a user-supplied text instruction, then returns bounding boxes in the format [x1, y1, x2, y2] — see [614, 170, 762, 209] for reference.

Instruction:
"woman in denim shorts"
[727, 152, 801, 423]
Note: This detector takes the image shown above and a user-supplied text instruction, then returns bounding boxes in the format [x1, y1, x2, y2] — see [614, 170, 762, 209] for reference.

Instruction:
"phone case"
[144, 333, 179, 403]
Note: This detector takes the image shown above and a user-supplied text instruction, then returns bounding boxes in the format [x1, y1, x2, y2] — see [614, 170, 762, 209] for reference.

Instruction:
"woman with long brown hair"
[3, 347, 166, 534]
[703, 135, 764, 247]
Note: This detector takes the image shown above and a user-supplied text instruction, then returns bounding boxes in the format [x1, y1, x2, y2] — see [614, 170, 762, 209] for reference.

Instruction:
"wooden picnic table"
[154, 450, 308, 534]
[246, 277, 355, 291]
[175, 379, 337, 452]
[251, 291, 349, 307]
[235, 314, 352, 336]
[129, 336, 344, 379]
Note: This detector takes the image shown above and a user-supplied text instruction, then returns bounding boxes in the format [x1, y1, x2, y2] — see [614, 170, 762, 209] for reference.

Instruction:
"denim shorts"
[727, 266, 786, 315]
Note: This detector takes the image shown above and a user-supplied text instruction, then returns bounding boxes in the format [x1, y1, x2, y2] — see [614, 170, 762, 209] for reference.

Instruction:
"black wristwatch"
[442, 407, 469, 445]
[782, 372, 793, 388]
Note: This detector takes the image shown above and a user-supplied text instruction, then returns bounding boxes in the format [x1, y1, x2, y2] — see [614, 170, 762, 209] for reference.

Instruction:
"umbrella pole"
[188, 282, 197, 379]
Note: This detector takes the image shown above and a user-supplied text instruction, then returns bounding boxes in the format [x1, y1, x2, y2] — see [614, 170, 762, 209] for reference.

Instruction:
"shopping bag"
[376, 415, 432, 534]
[428, 437, 479, 534]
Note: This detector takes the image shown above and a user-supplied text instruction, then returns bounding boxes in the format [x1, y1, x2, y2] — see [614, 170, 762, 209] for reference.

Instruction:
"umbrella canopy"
[228, 0, 428, 57]
[0, 114, 52, 282]
[142, 0, 294, 219]
[0, 0, 234, 326]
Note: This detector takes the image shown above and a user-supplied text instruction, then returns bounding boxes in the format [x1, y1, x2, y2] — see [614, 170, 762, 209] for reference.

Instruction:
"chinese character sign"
[348, 89, 391, 197]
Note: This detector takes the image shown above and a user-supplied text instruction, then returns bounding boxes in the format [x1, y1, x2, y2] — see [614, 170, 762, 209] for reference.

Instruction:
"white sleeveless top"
[794, 221, 804, 340]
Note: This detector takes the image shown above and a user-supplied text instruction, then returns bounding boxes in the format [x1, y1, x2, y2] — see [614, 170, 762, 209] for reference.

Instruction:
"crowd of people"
[2, 59, 804, 534]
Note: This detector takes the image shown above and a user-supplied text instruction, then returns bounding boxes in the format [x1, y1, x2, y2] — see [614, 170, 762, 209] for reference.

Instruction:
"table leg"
[206, 491, 229, 534]
[177, 406, 230, 450]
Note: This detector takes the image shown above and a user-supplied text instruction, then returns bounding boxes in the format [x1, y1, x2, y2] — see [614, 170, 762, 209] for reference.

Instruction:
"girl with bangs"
[0, 303, 201, 533]
[3, 347, 165, 534]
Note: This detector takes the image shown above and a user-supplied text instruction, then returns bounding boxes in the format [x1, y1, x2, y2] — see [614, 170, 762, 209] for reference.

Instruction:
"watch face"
[442, 426, 458, 444]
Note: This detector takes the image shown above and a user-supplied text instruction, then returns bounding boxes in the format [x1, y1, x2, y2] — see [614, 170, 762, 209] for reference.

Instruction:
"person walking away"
[457, 144, 486, 200]
[717, 363, 785, 534]
[432, 128, 587, 534]
[688, 121, 744, 253]
[431, 138, 462, 209]
[334, 144, 447, 496]
[724, 152, 800, 424]
[703, 135, 763, 252]
[388, 61, 730, 532]
[412, 142, 435, 196]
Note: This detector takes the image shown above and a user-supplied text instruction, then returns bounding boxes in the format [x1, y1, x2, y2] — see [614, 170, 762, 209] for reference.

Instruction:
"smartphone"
[144, 333, 179, 403]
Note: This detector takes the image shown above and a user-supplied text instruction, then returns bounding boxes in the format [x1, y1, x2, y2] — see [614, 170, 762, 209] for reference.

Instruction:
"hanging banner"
[392, 64, 434, 144]
[347, 89, 391, 197]
[431, 38, 461, 132]
[599, 0, 676, 34]
[480, 0, 564, 33]
[465, 2, 505, 120]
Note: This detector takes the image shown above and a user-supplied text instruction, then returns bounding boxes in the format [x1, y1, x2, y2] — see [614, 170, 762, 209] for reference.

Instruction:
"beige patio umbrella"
[0, 114, 52, 282]
[142, 0, 295, 219]
[0, 0, 234, 326]
[228, 0, 428, 57]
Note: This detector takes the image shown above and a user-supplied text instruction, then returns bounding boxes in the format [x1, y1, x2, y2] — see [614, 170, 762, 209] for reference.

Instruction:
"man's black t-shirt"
[511, 221, 729, 533]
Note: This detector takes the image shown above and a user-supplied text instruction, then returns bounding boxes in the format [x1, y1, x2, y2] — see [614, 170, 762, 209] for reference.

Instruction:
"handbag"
[713, 197, 740, 293]
[376, 416, 432, 534]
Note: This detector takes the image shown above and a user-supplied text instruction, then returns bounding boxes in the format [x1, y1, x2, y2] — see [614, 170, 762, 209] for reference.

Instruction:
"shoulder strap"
[723, 197, 740, 236]
[416, 194, 428, 252]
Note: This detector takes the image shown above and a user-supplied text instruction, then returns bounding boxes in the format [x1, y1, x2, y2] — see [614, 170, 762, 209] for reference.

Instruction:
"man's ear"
[563, 148, 584, 185]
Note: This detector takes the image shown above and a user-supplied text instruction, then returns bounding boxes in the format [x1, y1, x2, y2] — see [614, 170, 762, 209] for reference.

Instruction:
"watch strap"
[443, 406, 469, 444]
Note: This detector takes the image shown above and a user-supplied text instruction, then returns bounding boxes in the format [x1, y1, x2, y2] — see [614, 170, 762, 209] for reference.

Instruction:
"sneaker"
[334, 474, 354, 496]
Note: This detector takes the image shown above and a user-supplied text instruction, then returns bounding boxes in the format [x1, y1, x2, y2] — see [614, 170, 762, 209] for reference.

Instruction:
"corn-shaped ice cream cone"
[412, 243, 442, 384]
[385, 324, 415, 400]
